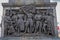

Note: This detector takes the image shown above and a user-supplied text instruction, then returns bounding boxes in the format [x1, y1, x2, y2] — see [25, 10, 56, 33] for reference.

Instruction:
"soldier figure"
[17, 14, 25, 33]
[25, 13, 34, 33]
[34, 10, 42, 33]
[21, 5, 35, 33]
[42, 19, 48, 34]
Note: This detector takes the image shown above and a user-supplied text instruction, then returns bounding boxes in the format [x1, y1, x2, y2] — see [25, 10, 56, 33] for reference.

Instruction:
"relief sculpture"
[4, 5, 53, 36]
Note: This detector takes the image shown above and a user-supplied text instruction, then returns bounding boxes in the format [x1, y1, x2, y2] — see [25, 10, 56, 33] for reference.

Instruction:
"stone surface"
[1, 0, 57, 38]
[9, 0, 50, 5]
[3, 5, 55, 37]
[0, 36, 60, 40]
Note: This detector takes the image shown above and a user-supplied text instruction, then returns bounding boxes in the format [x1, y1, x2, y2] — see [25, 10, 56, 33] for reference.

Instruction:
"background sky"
[0, 0, 60, 37]
[0, 0, 8, 23]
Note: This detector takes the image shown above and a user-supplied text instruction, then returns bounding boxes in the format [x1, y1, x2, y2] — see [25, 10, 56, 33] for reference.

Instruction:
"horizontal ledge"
[4, 33, 53, 37]
[2, 2, 57, 7]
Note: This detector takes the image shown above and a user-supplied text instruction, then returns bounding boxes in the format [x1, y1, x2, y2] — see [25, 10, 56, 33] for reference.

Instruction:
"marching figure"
[16, 14, 25, 33]
[34, 10, 42, 33]
[25, 13, 34, 33]
[21, 5, 35, 33]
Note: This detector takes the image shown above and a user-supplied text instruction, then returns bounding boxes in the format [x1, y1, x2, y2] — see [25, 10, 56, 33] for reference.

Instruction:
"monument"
[1, 0, 57, 37]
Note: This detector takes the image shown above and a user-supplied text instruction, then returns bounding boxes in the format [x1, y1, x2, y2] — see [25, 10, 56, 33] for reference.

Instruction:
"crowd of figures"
[4, 5, 54, 36]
